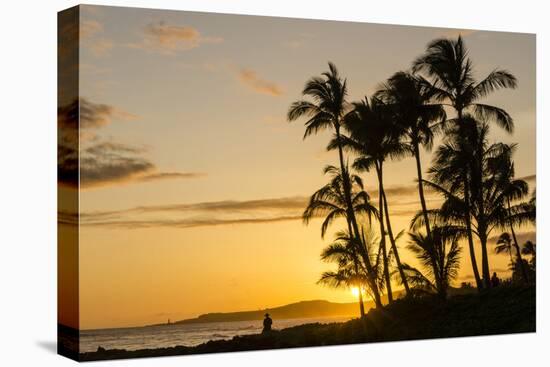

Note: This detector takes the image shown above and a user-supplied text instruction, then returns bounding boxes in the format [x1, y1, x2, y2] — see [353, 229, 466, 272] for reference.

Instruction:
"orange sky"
[60, 5, 536, 330]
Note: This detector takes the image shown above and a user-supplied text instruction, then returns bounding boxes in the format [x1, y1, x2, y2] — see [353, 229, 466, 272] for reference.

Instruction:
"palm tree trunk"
[478, 223, 491, 288]
[335, 125, 383, 308]
[508, 200, 528, 282]
[463, 176, 483, 290]
[353, 259, 366, 317]
[379, 165, 410, 296]
[456, 109, 483, 290]
[375, 162, 393, 302]
[358, 287, 366, 317]
[346, 220, 366, 317]
[413, 141, 443, 294]
[473, 138, 491, 288]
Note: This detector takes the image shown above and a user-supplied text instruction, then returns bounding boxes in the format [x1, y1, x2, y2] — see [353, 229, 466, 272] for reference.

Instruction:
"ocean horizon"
[79, 316, 353, 353]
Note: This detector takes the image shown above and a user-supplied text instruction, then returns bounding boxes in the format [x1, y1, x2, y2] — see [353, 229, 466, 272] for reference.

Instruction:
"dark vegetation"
[80, 285, 534, 361]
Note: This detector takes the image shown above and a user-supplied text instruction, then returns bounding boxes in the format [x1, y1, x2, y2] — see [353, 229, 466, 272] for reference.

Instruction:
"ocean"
[79, 316, 353, 353]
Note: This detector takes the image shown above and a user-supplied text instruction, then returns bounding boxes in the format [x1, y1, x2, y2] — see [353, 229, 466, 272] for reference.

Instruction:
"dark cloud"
[58, 210, 79, 226]
[79, 98, 136, 129]
[58, 98, 202, 189]
[79, 141, 205, 189]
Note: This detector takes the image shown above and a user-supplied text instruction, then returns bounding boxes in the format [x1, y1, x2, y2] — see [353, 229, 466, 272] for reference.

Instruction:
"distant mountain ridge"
[168, 299, 372, 325]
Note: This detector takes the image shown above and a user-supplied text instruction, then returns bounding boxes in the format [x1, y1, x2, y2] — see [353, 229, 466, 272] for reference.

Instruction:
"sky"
[60, 5, 535, 330]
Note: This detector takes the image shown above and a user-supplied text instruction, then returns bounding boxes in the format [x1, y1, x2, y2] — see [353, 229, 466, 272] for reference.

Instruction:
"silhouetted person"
[491, 272, 501, 288]
[262, 313, 272, 333]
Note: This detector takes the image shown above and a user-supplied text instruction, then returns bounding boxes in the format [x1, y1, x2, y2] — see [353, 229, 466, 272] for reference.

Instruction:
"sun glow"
[351, 287, 360, 298]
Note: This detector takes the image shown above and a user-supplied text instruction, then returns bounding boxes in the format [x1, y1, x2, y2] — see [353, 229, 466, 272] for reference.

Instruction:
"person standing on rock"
[262, 313, 272, 333]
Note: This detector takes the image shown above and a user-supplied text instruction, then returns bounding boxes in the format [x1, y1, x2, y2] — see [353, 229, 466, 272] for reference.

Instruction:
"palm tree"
[421, 120, 525, 290]
[521, 240, 536, 270]
[376, 71, 447, 292]
[419, 117, 481, 289]
[487, 144, 530, 282]
[338, 96, 411, 299]
[413, 36, 517, 288]
[303, 165, 382, 307]
[288, 62, 369, 289]
[403, 225, 462, 298]
[318, 229, 382, 317]
[495, 232, 515, 267]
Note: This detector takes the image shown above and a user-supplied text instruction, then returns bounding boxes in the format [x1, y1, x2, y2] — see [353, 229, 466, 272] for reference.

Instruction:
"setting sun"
[351, 287, 360, 298]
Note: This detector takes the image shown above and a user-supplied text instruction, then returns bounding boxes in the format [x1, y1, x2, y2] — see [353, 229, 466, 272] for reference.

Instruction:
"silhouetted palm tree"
[521, 240, 536, 270]
[338, 96, 411, 299]
[423, 115, 481, 289]
[303, 165, 382, 307]
[318, 228, 382, 316]
[420, 120, 524, 289]
[487, 144, 529, 282]
[376, 71, 447, 292]
[413, 36, 517, 288]
[495, 233, 514, 266]
[402, 225, 462, 298]
[288, 63, 371, 290]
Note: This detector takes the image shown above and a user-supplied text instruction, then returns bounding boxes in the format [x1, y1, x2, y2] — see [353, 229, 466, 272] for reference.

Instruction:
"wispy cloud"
[127, 21, 222, 53]
[238, 69, 284, 96]
[80, 19, 114, 57]
[81, 20, 103, 38]
[281, 33, 313, 49]
[74, 181, 431, 229]
[82, 215, 304, 229]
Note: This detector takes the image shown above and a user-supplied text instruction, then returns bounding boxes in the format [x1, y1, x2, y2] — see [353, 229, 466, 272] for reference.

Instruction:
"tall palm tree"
[413, 36, 517, 288]
[403, 225, 462, 298]
[420, 116, 481, 289]
[288, 62, 368, 285]
[376, 71, 447, 292]
[337, 96, 411, 299]
[303, 165, 382, 307]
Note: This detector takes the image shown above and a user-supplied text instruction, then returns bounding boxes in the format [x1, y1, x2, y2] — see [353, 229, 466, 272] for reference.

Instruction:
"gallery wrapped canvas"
[58, 4, 536, 362]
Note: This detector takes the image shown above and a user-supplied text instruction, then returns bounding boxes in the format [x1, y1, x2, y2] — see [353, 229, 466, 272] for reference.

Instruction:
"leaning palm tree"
[288, 62, 364, 249]
[403, 225, 462, 299]
[303, 165, 382, 307]
[337, 96, 411, 300]
[413, 36, 517, 288]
